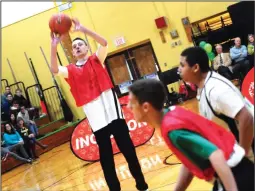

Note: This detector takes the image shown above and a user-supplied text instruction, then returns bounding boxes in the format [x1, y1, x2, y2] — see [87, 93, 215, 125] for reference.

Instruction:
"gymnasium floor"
[2, 99, 212, 191]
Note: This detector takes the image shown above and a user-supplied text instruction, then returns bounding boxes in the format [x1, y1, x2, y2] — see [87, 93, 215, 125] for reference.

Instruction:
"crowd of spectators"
[1, 87, 47, 163]
[213, 35, 254, 81]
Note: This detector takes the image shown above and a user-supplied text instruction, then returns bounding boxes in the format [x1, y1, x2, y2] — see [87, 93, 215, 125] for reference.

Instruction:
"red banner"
[242, 67, 254, 105]
[70, 96, 155, 162]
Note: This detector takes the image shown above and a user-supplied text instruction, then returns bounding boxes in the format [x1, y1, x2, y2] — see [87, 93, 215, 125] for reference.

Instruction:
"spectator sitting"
[13, 89, 29, 108]
[17, 106, 39, 137]
[16, 118, 47, 159]
[1, 94, 14, 121]
[1, 134, 32, 164]
[3, 86, 13, 98]
[247, 34, 254, 66]
[230, 37, 251, 78]
[10, 100, 20, 110]
[6, 94, 13, 107]
[1, 95, 10, 121]
[213, 44, 233, 80]
[2, 123, 31, 162]
[247, 34, 254, 55]
[10, 101, 20, 118]
[1, 147, 32, 164]
[10, 114, 17, 127]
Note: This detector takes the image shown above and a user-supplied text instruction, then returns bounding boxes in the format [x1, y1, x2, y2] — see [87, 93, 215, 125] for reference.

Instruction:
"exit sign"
[114, 36, 126, 47]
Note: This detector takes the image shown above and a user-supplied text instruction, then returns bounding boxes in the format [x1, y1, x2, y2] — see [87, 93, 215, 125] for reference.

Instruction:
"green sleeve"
[168, 130, 218, 170]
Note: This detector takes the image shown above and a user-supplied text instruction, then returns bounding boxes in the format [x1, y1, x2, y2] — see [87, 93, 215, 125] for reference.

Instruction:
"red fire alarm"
[155, 17, 168, 29]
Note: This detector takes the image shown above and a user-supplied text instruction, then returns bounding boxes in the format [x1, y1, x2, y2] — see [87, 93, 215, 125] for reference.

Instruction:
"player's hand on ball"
[71, 18, 87, 33]
[71, 18, 81, 32]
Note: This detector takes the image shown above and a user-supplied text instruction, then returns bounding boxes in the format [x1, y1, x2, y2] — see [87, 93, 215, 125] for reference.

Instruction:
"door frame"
[105, 41, 162, 97]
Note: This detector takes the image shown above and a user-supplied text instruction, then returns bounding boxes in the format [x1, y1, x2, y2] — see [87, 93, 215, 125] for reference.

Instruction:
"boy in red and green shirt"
[128, 79, 254, 191]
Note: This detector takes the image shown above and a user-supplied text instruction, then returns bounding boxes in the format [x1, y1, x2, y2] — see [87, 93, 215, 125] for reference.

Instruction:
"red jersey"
[65, 54, 113, 107]
[161, 106, 235, 180]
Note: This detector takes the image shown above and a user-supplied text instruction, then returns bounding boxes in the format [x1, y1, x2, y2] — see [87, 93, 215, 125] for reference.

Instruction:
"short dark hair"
[13, 100, 19, 105]
[181, 47, 210, 73]
[17, 117, 25, 124]
[129, 79, 166, 111]
[72, 37, 87, 46]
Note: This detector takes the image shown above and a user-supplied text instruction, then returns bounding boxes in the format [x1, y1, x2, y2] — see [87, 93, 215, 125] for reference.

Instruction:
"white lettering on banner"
[75, 120, 148, 150]
[127, 120, 137, 131]
[249, 82, 254, 97]
[75, 134, 96, 150]
[76, 138, 80, 150]
[127, 120, 147, 131]
[79, 136, 90, 149]
[90, 134, 97, 144]
[88, 154, 163, 190]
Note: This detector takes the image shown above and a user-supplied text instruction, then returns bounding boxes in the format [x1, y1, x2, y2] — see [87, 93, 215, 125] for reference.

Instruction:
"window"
[191, 11, 232, 37]
[106, 42, 160, 96]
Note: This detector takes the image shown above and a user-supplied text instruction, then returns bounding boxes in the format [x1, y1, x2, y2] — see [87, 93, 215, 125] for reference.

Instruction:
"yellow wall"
[2, 2, 236, 119]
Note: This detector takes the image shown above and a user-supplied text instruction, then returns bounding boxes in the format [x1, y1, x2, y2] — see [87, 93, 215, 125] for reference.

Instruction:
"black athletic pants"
[212, 157, 254, 191]
[94, 119, 148, 191]
[218, 66, 233, 80]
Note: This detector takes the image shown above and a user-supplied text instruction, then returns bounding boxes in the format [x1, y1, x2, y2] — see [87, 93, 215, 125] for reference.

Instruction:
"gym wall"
[2, 2, 235, 119]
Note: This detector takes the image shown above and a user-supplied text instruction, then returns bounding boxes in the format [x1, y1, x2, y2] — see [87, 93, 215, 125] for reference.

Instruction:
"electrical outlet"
[177, 40, 182, 45]
[171, 42, 175, 47]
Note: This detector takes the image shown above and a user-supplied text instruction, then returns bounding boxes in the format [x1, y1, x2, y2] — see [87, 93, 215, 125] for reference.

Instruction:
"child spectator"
[13, 89, 29, 108]
[3, 86, 12, 98]
[16, 118, 47, 159]
[17, 106, 39, 137]
[10, 114, 17, 127]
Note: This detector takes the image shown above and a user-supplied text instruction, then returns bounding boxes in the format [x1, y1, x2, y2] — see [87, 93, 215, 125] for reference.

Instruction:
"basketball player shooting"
[50, 18, 148, 191]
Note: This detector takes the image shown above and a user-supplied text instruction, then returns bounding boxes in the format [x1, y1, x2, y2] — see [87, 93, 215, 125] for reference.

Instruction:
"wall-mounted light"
[57, 1, 72, 12]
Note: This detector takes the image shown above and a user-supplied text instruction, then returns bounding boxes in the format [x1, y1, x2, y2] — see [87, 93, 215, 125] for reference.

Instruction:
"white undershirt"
[56, 45, 123, 132]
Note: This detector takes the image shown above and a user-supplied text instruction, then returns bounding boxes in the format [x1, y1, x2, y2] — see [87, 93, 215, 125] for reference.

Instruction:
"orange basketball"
[49, 13, 72, 35]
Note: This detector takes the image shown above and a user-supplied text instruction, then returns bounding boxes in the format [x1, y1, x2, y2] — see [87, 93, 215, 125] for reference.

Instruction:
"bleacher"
[1, 79, 79, 173]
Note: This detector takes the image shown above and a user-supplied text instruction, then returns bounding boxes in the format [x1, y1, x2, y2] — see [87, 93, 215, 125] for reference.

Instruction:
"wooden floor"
[2, 99, 213, 191]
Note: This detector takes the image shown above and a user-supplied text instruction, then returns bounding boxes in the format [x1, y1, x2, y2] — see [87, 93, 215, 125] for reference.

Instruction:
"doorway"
[105, 41, 161, 97]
